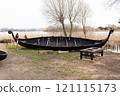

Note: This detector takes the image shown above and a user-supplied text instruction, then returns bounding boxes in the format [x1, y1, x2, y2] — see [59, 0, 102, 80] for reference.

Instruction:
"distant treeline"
[98, 25, 120, 31]
[47, 24, 120, 32]
[47, 25, 95, 33]
[0, 28, 43, 32]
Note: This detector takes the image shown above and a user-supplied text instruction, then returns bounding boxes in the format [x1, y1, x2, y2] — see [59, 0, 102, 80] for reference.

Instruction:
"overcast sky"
[0, 0, 120, 29]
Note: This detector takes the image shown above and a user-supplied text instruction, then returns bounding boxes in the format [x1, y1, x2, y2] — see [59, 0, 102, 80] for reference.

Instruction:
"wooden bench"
[80, 47, 104, 60]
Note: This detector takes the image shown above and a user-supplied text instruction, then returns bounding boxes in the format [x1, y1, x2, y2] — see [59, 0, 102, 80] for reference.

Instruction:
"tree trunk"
[70, 21, 73, 37]
[83, 26, 86, 38]
[61, 22, 67, 37]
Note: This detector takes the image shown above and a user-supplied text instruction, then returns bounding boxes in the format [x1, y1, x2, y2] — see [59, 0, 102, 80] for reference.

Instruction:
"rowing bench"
[80, 47, 104, 60]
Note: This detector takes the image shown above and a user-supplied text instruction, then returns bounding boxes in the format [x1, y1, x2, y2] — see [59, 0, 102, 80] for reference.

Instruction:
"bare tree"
[67, 0, 81, 37]
[108, 0, 120, 23]
[78, 2, 91, 37]
[108, 0, 120, 6]
[44, 0, 67, 36]
[44, 0, 91, 37]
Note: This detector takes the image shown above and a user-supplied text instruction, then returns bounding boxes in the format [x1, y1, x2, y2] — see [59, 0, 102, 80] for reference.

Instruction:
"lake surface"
[0, 31, 49, 40]
[0, 31, 120, 53]
[1, 31, 120, 38]
[0, 31, 120, 37]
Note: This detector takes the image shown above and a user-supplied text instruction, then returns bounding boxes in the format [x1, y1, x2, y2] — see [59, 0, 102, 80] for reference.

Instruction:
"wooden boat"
[8, 29, 114, 51]
[0, 51, 7, 60]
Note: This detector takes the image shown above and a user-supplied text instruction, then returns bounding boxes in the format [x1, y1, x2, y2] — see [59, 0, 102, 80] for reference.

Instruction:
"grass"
[56, 68, 79, 78]
[25, 68, 32, 73]
[106, 50, 118, 54]
[7, 65, 13, 68]
[106, 50, 113, 53]
[7, 45, 92, 80]
[56, 68, 91, 80]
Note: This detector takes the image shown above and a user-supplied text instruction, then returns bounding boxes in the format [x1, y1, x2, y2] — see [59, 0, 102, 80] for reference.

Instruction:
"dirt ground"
[0, 43, 120, 80]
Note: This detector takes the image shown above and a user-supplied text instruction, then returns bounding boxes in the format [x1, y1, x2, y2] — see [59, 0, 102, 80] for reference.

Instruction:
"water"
[105, 45, 120, 53]
[0, 31, 49, 40]
[0, 31, 120, 38]
[0, 31, 120, 53]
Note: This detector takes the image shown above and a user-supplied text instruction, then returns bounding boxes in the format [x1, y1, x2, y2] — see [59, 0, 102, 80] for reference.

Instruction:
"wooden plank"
[38, 50, 53, 54]
[58, 51, 69, 54]
[80, 47, 104, 53]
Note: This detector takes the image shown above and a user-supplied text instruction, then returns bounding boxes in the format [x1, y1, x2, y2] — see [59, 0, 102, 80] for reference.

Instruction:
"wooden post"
[41, 36, 43, 46]
[47, 38, 48, 46]
[80, 39, 82, 46]
[74, 39, 76, 46]
[37, 39, 40, 46]
[101, 51, 103, 56]
[6, 40, 8, 47]
[16, 40, 18, 51]
[80, 52, 82, 59]
[69, 36, 70, 41]
[16, 33, 19, 52]
[117, 46, 119, 52]
[66, 38, 68, 47]
[47, 38, 50, 46]
[24, 35, 27, 42]
[90, 53, 93, 60]
[56, 38, 58, 46]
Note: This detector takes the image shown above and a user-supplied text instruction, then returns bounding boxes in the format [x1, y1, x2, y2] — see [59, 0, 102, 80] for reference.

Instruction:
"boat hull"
[8, 29, 114, 51]
[0, 51, 7, 61]
[17, 37, 106, 51]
